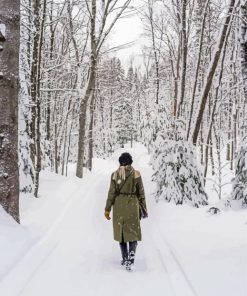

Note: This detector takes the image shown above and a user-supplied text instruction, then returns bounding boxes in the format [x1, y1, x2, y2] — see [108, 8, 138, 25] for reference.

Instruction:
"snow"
[0, 144, 246, 296]
[0, 24, 6, 39]
[0, 207, 34, 281]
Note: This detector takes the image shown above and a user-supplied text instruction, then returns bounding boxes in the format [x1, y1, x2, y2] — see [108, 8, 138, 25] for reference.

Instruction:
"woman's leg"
[119, 242, 128, 265]
[119, 232, 128, 265]
[127, 241, 138, 267]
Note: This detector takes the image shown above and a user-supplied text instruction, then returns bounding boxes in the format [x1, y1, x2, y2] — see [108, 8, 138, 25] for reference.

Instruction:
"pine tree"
[231, 136, 247, 206]
[152, 134, 208, 207]
[114, 65, 133, 147]
[94, 57, 126, 155]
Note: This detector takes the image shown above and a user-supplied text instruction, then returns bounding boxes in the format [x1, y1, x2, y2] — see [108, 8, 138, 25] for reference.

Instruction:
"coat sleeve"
[136, 175, 147, 211]
[105, 173, 116, 212]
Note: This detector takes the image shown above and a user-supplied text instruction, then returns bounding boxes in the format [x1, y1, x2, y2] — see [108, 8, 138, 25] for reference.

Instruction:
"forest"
[0, 0, 246, 222]
[0, 0, 246, 295]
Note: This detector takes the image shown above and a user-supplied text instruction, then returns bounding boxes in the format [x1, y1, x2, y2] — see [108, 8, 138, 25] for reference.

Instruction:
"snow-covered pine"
[137, 74, 154, 152]
[115, 66, 135, 147]
[151, 134, 208, 207]
[131, 70, 142, 142]
[231, 136, 247, 207]
[94, 57, 126, 157]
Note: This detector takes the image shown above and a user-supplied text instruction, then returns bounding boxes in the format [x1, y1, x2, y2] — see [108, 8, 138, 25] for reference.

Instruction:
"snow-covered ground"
[0, 144, 246, 296]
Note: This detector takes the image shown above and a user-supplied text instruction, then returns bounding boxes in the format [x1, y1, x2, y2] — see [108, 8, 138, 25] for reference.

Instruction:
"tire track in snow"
[16, 241, 60, 296]
[154, 227, 199, 296]
[162, 237, 199, 296]
[17, 170, 105, 296]
[0, 177, 84, 284]
[83, 172, 116, 296]
[155, 247, 177, 296]
[136, 219, 177, 296]
[0, 169, 106, 296]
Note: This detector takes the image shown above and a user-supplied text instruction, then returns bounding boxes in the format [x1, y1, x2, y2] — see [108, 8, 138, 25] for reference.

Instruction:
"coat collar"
[125, 165, 133, 172]
[113, 165, 134, 181]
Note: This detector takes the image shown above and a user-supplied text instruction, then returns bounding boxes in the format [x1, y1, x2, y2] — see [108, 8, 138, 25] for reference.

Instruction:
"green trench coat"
[105, 166, 147, 243]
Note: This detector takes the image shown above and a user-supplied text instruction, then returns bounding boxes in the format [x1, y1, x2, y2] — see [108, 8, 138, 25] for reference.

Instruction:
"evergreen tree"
[152, 133, 208, 207]
[231, 136, 247, 206]
[114, 66, 133, 147]
[94, 57, 126, 156]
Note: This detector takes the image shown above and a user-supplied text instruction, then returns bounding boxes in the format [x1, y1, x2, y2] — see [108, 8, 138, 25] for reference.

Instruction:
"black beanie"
[119, 152, 133, 166]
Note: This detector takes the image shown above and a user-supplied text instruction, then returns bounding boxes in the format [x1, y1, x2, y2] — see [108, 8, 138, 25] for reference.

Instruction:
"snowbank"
[152, 202, 247, 295]
[0, 206, 34, 281]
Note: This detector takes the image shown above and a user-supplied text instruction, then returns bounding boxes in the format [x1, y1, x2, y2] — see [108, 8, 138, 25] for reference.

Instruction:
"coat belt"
[117, 193, 136, 196]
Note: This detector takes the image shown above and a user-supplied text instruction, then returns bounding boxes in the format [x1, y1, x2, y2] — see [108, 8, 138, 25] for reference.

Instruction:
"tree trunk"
[0, 0, 20, 222]
[148, 0, 160, 105]
[54, 122, 58, 174]
[203, 20, 231, 180]
[66, 104, 76, 177]
[240, 2, 247, 100]
[76, 0, 97, 178]
[46, 0, 54, 142]
[88, 90, 96, 171]
[61, 98, 73, 176]
[30, 1, 40, 165]
[200, 124, 204, 165]
[210, 135, 215, 176]
[33, 0, 46, 198]
[214, 125, 222, 200]
[187, 0, 209, 138]
[177, 0, 188, 118]
[192, 0, 236, 145]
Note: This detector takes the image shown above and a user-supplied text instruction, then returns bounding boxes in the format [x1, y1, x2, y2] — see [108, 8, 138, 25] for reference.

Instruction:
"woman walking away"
[104, 152, 148, 271]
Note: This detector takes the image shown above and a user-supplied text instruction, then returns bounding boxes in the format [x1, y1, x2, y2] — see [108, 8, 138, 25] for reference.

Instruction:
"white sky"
[107, 0, 146, 71]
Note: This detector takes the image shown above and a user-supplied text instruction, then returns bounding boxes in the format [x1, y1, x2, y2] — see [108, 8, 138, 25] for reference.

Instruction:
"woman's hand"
[143, 212, 148, 219]
[104, 211, 111, 220]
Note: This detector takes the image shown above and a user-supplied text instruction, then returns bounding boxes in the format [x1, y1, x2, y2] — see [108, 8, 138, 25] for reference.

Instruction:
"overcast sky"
[107, 0, 145, 70]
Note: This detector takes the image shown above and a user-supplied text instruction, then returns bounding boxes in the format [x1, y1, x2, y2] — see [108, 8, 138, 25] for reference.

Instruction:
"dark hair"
[119, 152, 133, 166]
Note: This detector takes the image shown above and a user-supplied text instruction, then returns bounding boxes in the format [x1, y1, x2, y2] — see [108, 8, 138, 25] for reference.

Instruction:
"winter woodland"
[0, 0, 246, 295]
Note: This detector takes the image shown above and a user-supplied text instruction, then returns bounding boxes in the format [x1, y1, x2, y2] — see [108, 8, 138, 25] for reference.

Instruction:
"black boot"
[119, 242, 128, 266]
[126, 241, 137, 271]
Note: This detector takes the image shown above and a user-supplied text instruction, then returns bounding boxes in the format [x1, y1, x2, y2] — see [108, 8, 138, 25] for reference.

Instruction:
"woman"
[104, 152, 148, 271]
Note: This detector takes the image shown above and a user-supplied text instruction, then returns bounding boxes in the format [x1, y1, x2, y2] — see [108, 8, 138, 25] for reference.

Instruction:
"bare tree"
[76, 0, 132, 178]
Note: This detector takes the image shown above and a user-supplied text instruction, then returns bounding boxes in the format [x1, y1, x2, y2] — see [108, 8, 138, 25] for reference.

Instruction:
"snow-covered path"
[0, 144, 246, 296]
